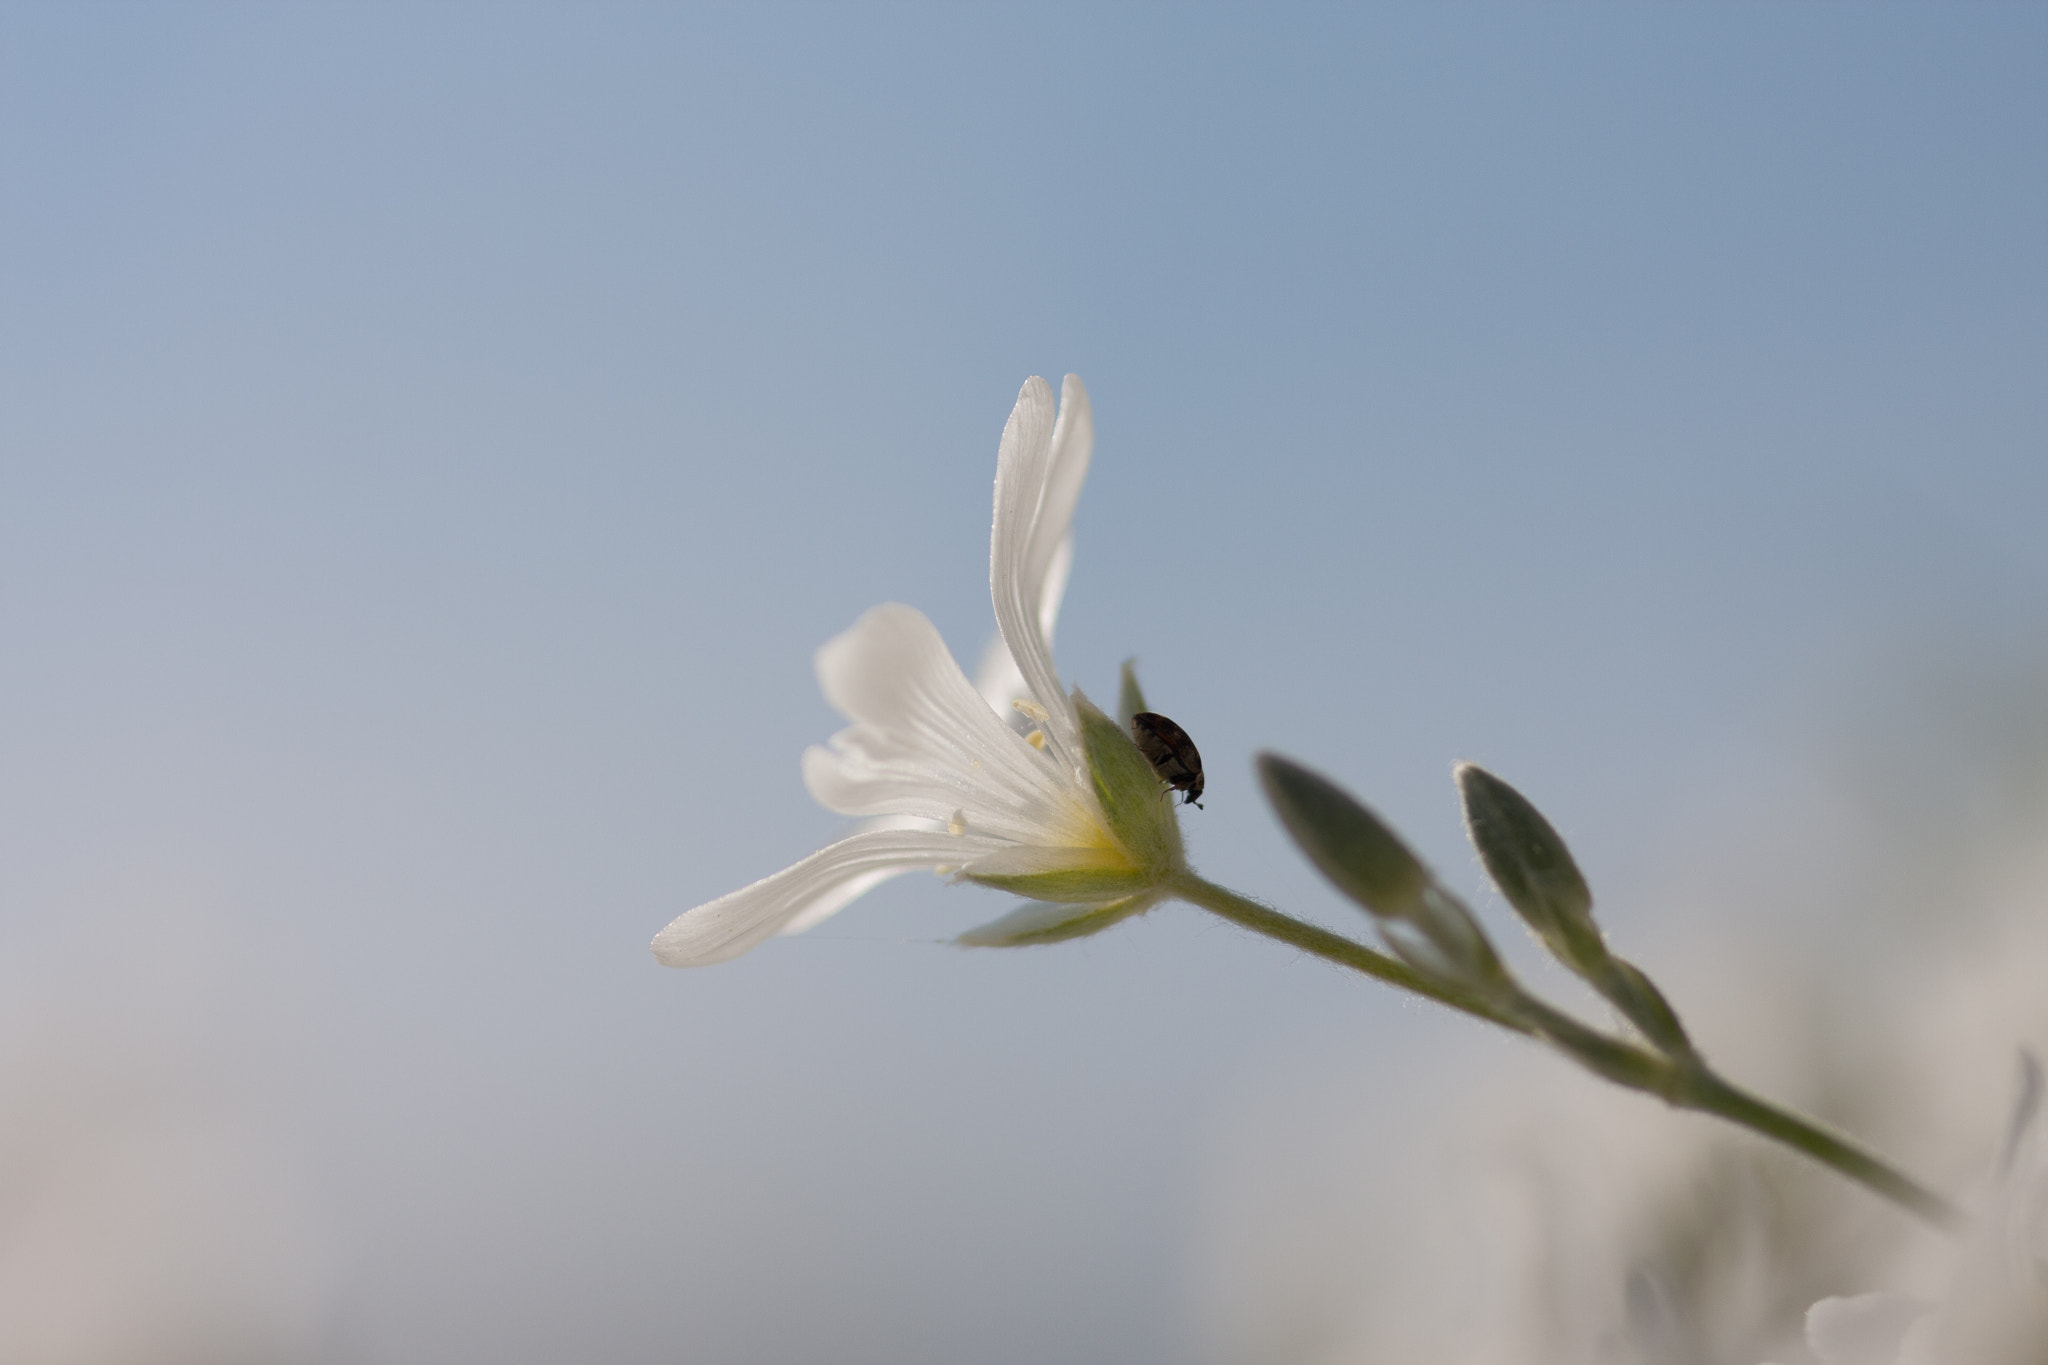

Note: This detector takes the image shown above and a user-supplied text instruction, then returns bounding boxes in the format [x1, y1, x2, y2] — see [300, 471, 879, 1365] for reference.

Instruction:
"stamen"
[1027, 729, 1047, 750]
[947, 809, 967, 837]
[1011, 697, 1051, 723]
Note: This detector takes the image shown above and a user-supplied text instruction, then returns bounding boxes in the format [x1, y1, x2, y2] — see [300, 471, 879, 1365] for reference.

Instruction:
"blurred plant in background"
[0, 897, 329, 1365]
[1191, 645, 2048, 1364]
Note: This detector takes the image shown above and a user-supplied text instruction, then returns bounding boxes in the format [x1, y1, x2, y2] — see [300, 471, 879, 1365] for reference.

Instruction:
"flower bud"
[1258, 754, 1430, 918]
[1258, 754, 1509, 992]
[1456, 763, 1604, 973]
[1458, 763, 1691, 1054]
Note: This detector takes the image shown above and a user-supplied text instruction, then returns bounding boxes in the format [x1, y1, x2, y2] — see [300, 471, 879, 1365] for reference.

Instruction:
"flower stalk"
[1165, 867, 1961, 1229]
[1161, 871, 1527, 1031]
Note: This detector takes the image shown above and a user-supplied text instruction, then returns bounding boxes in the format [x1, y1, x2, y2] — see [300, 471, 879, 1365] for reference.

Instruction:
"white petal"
[650, 827, 1000, 968]
[777, 864, 911, 937]
[1806, 1293, 1931, 1365]
[1032, 375, 1092, 620]
[1037, 531, 1073, 644]
[807, 602, 1098, 841]
[802, 736, 1082, 844]
[974, 526, 1070, 718]
[1893, 1316, 1942, 1365]
[815, 603, 1014, 753]
[972, 630, 1030, 720]
[989, 376, 1085, 761]
[958, 843, 1133, 880]
[778, 814, 945, 934]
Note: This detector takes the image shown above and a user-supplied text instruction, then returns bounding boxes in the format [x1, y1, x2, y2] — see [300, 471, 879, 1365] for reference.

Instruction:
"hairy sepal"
[1075, 688, 1184, 875]
[957, 895, 1151, 947]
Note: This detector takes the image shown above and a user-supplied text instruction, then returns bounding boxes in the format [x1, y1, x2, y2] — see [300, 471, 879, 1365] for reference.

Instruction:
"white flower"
[1790, 1056, 2048, 1365]
[652, 376, 1185, 968]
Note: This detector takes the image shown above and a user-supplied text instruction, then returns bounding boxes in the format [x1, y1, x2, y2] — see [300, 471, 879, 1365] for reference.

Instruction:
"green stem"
[1168, 870, 1965, 1232]
[1507, 997, 1963, 1229]
[1675, 1068, 1964, 1231]
[1164, 871, 1530, 1033]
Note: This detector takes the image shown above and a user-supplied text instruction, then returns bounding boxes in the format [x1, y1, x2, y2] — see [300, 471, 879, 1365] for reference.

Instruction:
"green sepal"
[1595, 958, 1693, 1057]
[1116, 659, 1148, 730]
[957, 895, 1150, 947]
[1076, 689, 1183, 874]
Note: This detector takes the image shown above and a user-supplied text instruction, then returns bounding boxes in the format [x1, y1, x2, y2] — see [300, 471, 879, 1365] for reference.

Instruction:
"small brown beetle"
[1130, 711, 1205, 809]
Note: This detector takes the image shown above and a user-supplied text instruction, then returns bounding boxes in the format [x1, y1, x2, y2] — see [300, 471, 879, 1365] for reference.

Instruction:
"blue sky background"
[0, 6, 2043, 1362]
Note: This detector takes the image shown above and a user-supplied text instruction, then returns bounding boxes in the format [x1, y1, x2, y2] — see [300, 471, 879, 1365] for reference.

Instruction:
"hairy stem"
[1168, 870, 1964, 1232]
[1164, 871, 1531, 1032]
[1675, 1068, 1963, 1230]
[1508, 995, 1962, 1228]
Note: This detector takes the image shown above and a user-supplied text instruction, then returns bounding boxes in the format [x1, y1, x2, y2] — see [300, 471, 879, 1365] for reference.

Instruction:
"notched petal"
[990, 376, 1080, 759]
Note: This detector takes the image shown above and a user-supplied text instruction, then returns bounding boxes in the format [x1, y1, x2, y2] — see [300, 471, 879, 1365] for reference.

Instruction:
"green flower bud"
[1456, 763, 1604, 972]
[1258, 753, 1509, 992]
[1258, 754, 1431, 918]
[1457, 763, 1691, 1055]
